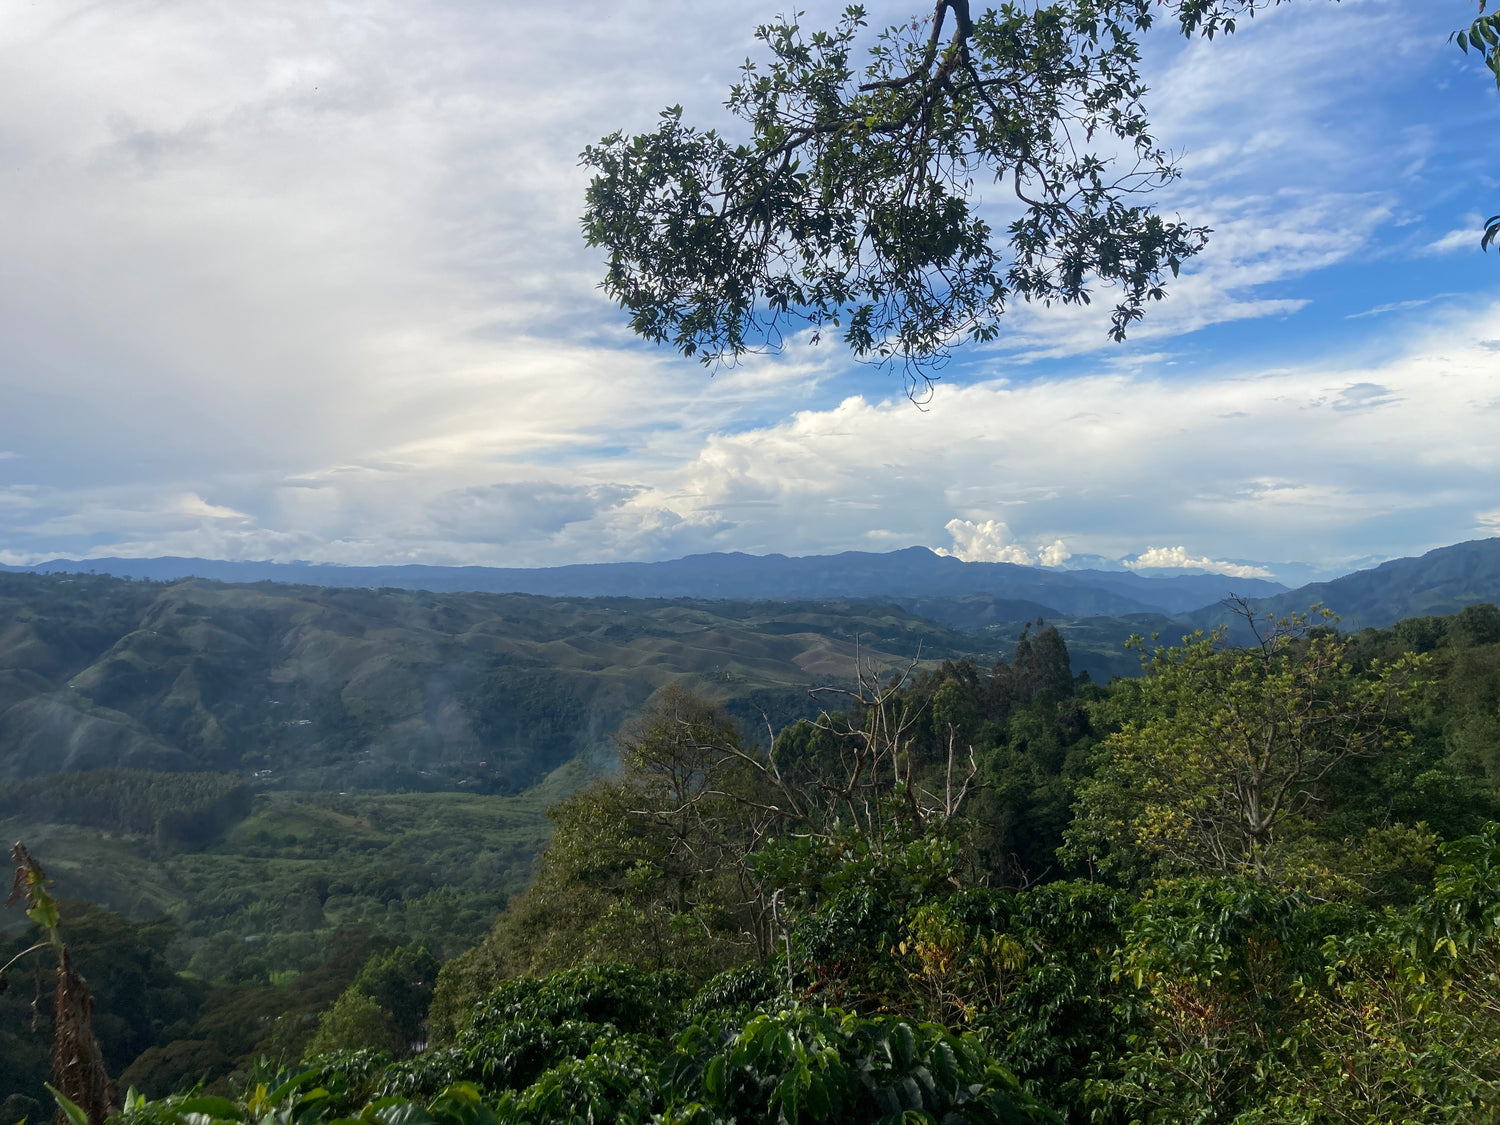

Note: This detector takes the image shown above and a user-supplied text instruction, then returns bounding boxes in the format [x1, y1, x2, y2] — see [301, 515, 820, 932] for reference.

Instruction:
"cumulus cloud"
[605, 300, 1500, 570]
[1124, 546, 1274, 579]
[936, 519, 1037, 565]
[935, 522, 1074, 568]
[1037, 540, 1073, 568]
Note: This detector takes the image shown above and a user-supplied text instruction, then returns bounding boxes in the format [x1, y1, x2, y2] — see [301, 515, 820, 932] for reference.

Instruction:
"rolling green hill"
[0, 572, 993, 789]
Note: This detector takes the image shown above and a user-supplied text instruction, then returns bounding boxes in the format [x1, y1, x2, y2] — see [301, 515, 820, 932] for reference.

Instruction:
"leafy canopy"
[582, 0, 1228, 389]
[583, 1, 1500, 390]
[1065, 606, 1428, 887]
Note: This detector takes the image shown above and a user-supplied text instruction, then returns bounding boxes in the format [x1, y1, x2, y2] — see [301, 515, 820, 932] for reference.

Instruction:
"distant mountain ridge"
[2, 547, 1289, 617]
[1195, 538, 1500, 632]
[10, 540, 1500, 630]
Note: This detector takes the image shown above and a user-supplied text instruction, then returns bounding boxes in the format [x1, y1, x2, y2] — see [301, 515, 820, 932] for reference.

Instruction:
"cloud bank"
[1124, 547, 1274, 579]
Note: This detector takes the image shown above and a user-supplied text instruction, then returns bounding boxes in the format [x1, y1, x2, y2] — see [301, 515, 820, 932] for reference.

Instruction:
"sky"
[0, 0, 1497, 584]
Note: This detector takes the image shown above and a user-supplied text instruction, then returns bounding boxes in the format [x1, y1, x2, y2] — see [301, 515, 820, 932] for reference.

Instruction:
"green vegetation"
[6, 595, 1500, 1122]
[0, 771, 251, 847]
[0, 778, 565, 1110]
[0, 571, 983, 789]
[1, 784, 563, 968]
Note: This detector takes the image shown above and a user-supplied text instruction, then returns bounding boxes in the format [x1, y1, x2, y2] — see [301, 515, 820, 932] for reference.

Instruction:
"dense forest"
[6, 600, 1500, 1123]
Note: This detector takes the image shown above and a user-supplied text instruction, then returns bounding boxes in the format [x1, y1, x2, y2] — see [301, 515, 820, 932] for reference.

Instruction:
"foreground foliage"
[56, 821, 1500, 1124]
[91, 968, 1056, 1125]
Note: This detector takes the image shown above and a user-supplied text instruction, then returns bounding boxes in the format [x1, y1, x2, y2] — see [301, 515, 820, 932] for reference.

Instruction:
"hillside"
[1191, 538, 1500, 632]
[0, 572, 992, 788]
[8, 541, 1497, 791]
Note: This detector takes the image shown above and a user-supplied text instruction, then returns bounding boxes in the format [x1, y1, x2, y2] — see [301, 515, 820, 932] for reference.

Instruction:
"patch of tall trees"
[0, 771, 252, 847]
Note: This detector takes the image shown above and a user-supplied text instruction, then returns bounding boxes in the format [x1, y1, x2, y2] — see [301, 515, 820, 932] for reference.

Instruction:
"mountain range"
[1189, 537, 1500, 632]
[4, 547, 1289, 615]
[7, 538, 1500, 627]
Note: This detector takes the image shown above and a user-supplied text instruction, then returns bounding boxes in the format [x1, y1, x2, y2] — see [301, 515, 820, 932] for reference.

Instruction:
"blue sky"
[0, 0, 1496, 583]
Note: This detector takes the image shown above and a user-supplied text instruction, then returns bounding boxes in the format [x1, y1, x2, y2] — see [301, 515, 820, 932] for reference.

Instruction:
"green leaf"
[703, 1056, 726, 1101]
[373, 1105, 436, 1125]
[267, 1070, 323, 1106]
[177, 1097, 246, 1121]
[45, 1086, 89, 1125]
[27, 897, 60, 932]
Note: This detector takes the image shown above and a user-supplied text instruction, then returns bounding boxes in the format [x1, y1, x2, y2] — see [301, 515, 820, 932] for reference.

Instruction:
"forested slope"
[1195, 537, 1500, 632]
[0, 573, 984, 788]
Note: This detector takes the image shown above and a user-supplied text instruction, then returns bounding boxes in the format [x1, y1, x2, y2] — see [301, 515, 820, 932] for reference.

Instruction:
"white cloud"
[594, 300, 1500, 570]
[1424, 228, 1484, 256]
[427, 481, 639, 540]
[171, 493, 252, 521]
[979, 193, 1387, 361]
[0, 487, 40, 511]
[936, 519, 1037, 565]
[1037, 540, 1073, 568]
[1347, 296, 1452, 319]
[1331, 382, 1400, 412]
[1124, 546, 1274, 579]
[7, 298, 1500, 570]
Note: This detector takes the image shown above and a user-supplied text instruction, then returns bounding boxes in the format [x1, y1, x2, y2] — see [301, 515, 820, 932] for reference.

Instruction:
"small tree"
[1065, 606, 1427, 886]
[304, 991, 401, 1058]
[2, 844, 114, 1125]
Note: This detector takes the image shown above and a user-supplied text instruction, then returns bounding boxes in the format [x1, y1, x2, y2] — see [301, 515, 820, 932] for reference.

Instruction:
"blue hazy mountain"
[4, 546, 1288, 617]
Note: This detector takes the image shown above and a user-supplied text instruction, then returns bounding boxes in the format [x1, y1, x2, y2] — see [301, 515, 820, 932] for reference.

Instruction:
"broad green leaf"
[45, 1086, 89, 1125]
[27, 898, 60, 932]
[177, 1097, 246, 1121]
[374, 1104, 436, 1125]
